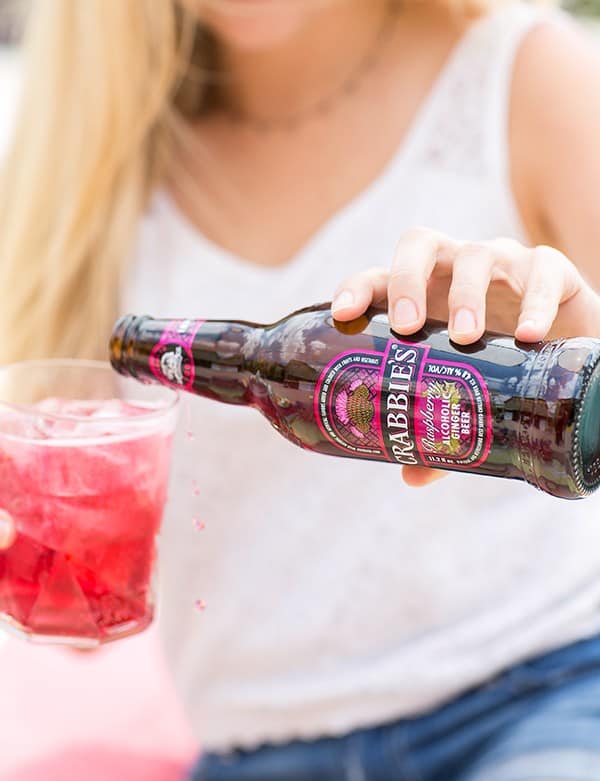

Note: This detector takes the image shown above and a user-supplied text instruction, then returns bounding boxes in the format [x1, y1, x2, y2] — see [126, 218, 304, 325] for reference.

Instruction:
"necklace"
[222, 2, 399, 133]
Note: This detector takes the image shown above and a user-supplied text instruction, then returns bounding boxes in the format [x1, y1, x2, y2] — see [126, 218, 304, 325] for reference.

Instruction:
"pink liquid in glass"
[0, 399, 174, 646]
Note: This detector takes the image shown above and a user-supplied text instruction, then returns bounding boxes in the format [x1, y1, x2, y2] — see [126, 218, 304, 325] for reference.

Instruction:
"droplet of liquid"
[186, 430, 195, 442]
[191, 480, 201, 498]
[195, 599, 207, 612]
[193, 517, 205, 532]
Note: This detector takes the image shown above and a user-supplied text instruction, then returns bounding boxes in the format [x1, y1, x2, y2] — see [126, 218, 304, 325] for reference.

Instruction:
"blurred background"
[0, 1, 19, 149]
[0, 0, 19, 45]
[0, 10, 198, 781]
[0, 0, 599, 780]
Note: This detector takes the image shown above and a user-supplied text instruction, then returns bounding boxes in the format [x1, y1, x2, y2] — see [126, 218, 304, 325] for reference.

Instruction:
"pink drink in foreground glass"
[0, 361, 178, 647]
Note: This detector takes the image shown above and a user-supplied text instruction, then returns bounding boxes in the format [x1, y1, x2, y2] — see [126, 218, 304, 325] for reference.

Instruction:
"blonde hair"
[0, 0, 206, 361]
[0, 0, 494, 363]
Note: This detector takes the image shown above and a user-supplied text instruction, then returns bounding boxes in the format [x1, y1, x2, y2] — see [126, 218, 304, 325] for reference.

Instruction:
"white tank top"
[124, 5, 600, 751]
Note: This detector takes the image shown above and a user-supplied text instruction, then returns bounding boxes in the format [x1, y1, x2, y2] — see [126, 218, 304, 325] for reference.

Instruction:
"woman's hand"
[0, 510, 16, 549]
[331, 228, 600, 487]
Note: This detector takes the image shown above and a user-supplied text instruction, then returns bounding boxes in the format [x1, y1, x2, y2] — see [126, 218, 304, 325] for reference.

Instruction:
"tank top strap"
[403, 4, 557, 205]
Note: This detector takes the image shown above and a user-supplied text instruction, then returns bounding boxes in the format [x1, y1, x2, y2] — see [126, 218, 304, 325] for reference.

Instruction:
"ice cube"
[27, 551, 99, 639]
[30, 398, 162, 441]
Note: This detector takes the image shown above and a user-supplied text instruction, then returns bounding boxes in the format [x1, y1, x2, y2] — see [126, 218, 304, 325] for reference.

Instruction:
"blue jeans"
[189, 633, 600, 780]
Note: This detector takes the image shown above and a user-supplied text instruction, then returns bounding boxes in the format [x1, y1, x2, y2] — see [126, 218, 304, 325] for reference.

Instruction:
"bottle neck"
[111, 315, 264, 406]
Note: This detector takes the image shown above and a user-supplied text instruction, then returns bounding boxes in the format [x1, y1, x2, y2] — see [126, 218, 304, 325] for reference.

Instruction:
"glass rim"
[0, 358, 179, 425]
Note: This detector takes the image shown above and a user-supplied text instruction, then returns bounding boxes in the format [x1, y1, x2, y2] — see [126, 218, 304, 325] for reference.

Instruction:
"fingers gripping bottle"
[110, 304, 600, 499]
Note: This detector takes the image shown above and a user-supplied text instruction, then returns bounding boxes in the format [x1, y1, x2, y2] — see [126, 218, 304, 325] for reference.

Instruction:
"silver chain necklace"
[222, 2, 399, 133]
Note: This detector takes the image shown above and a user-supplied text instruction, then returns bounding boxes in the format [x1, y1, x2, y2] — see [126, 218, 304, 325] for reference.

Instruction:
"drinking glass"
[0, 360, 178, 647]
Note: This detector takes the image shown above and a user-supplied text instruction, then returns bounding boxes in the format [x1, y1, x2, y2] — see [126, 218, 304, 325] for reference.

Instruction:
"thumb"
[0, 510, 16, 549]
[402, 465, 447, 487]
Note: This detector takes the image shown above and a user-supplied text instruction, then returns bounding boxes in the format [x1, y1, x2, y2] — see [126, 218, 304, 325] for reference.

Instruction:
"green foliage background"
[565, 0, 600, 17]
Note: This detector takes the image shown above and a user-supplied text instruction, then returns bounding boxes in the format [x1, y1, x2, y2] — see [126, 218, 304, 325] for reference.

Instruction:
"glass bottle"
[110, 304, 600, 499]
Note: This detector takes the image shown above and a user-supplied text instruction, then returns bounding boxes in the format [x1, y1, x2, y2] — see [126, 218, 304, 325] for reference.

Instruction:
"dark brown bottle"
[110, 304, 600, 499]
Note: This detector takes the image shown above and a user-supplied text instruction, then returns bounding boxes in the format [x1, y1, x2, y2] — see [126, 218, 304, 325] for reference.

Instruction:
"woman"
[2, 0, 600, 779]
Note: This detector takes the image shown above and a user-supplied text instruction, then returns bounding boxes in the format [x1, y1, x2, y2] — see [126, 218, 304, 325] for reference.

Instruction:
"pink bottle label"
[149, 319, 204, 390]
[314, 341, 492, 468]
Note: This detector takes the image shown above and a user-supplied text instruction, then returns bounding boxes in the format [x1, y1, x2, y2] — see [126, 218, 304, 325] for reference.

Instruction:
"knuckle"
[395, 226, 443, 251]
[485, 236, 524, 254]
[457, 241, 495, 262]
[530, 246, 583, 298]
[457, 241, 485, 256]
[523, 283, 551, 303]
[334, 273, 367, 296]
[455, 243, 495, 268]
[533, 243, 564, 259]
[448, 282, 485, 309]
[366, 266, 390, 284]
[353, 270, 377, 286]
[333, 278, 356, 295]
[388, 269, 426, 291]
[399, 226, 434, 243]
[530, 244, 568, 274]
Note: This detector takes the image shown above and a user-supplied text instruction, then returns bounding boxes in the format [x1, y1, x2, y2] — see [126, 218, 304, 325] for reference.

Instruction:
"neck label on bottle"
[150, 319, 205, 390]
[314, 341, 492, 469]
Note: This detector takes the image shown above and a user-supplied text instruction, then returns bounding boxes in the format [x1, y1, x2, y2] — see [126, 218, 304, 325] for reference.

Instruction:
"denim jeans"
[189, 633, 600, 781]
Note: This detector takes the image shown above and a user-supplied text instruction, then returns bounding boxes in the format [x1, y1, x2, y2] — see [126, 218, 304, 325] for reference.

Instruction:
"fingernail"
[518, 319, 537, 332]
[0, 514, 15, 549]
[452, 308, 477, 334]
[332, 291, 354, 313]
[393, 298, 418, 327]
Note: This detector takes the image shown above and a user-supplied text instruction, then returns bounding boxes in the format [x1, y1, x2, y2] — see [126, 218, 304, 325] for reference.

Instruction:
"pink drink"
[0, 398, 174, 646]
